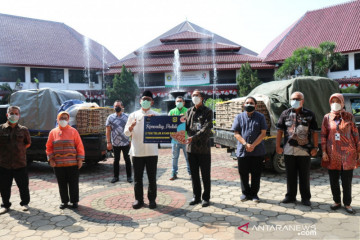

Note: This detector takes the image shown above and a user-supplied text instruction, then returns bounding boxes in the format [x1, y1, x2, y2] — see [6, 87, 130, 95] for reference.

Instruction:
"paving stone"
[183, 232, 204, 239]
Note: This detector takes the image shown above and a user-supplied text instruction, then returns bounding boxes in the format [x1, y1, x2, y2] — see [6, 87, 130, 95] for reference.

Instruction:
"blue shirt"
[231, 111, 267, 157]
[106, 113, 130, 147]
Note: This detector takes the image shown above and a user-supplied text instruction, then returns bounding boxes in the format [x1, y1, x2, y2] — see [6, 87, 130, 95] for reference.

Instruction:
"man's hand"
[107, 142, 112, 151]
[129, 119, 137, 132]
[186, 137, 193, 144]
[78, 161, 83, 169]
[310, 148, 318, 157]
[245, 143, 255, 152]
[322, 152, 329, 161]
[49, 159, 56, 167]
[276, 146, 283, 154]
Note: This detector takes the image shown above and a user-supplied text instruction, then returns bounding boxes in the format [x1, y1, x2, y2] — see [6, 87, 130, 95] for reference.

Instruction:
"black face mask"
[244, 105, 255, 112]
[115, 107, 122, 113]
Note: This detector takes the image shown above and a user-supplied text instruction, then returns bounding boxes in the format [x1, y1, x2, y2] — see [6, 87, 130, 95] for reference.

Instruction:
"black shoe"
[301, 200, 311, 206]
[330, 203, 341, 210]
[281, 198, 296, 204]
[149, 201, 157, 209]
[189, 198, 201, 205]
[240, 195, 250, 202]
[59, 203, 68, 209]
[127, 177, 133, 183]
[345, 206, 355, 214]
[252, 196, 260, 203]
[132, 200, 144, 209]
[202, 200, 210, 207]
[71, 203, 78, 209]
[110, 177, 119, 183]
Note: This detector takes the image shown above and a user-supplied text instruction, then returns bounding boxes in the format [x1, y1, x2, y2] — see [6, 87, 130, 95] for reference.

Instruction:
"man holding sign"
[168, 96, 190, 180]
[124, 91, 158, 210]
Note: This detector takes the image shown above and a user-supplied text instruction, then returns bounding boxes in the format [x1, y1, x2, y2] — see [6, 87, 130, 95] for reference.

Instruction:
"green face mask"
[141, 100, 151, 109]
[176, 102, 184, 109]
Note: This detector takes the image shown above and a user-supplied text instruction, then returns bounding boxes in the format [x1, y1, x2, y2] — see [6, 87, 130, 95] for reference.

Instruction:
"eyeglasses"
[291, 98, 303, 101]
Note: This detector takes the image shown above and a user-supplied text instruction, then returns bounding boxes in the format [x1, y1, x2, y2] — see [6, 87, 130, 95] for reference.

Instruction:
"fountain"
[84, 36, 92, 100]
[211, 33, 218, 119]
[164, 49, 192, 112]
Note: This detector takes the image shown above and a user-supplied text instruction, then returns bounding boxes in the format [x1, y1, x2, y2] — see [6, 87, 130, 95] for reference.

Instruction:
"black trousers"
[237, 156, 263, 198]
[54, 166, 79, 204]
[284, 155, 311, 201]
[113, 145, 132, 178]
[328, 169, 353, 206]
[188, 153, 211, 201]
[132, 156, 158, 202]
[0, 167, 30, 208]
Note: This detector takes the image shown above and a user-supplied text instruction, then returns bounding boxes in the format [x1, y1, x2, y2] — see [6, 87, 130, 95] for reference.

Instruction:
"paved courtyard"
[0, 147, 359, 240]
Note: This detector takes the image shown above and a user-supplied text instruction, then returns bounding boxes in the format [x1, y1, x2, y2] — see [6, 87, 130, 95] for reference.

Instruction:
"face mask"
[8, 114, 19, 124]
[141, 100, 151, 109]
[59, 120, 68, 128]
[291, 100, 301, 109]
[244, 104, 255, 112]
[331, 103, 342, 112]
[176, 102, 184, 109]
[192, 96, 201, 105]
[115, 106, 122, 113]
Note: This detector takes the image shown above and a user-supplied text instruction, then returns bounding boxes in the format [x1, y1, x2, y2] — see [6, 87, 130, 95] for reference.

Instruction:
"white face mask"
[192, 96, 201, 105]
[59, 120, 68, 128]
[331, 103, 342, 112]
[8, 114, 19, 124]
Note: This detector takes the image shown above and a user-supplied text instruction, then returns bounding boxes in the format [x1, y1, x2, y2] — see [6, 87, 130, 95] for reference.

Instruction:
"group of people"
[0, 90, 358, 215]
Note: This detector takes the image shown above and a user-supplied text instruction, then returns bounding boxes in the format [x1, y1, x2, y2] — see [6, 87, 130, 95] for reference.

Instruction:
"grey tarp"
[10, 88, 85, 131]
[248, 77, 340, 133]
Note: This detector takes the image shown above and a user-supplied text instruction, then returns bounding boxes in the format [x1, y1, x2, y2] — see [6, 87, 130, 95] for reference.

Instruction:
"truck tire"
[272, 153, 286, 173]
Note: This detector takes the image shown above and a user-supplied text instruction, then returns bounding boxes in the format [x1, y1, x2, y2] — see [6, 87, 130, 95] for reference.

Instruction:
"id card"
[335, 133, 340, 141]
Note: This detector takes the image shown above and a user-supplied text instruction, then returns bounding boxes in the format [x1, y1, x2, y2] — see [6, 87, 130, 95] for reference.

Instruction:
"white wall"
[327, 52, 360, 79]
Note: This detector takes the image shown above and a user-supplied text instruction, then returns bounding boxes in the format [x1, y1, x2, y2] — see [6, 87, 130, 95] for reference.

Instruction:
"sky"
[1, 0, 352, 60]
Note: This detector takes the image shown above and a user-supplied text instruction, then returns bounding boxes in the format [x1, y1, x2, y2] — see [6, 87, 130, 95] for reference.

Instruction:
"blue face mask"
[141, 100, 151, 109]
[291, 100, 301, 109]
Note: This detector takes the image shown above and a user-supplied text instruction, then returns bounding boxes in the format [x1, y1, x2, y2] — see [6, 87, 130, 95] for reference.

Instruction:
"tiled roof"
[106, 62, 274, 74]
[112, 53, 263, 68]
[0, 13, 118, 69]
[160, 31, 212, 42]
[134, 42, 240, 54]
[261, 1, 360, 62]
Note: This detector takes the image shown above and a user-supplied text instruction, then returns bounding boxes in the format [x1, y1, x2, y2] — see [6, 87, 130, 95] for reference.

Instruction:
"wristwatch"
[313, 147, 319, 152]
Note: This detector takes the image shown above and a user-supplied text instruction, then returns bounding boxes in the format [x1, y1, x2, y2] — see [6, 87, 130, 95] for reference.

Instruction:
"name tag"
[335, 133, 340, 141]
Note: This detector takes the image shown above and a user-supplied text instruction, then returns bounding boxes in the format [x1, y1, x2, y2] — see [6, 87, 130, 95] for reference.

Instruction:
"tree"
[0, 83, 15, 104]
[205, 98, 223, 112]
[275, 41, 345, 79]
[236, 62, 262, 97]
[106, 65, 139, 111]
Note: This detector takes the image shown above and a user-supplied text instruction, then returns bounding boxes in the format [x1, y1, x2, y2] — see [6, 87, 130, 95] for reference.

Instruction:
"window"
[330, 55, 349, 72]
[139, 73, 164, 87]
[351, 98, 360, 116]
[355, 53, 360, 70]
[31, 68, 64, 83]
[0, 67, 25, 82]
[211, 70, 236, 84]
[69, 70, 98, 84]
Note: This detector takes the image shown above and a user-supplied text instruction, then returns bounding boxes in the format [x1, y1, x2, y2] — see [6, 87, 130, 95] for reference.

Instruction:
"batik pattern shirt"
[106, 113, 130, 147]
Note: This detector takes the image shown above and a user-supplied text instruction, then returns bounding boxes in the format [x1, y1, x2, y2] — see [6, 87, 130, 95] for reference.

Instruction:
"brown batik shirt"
[0, 122, 31, 169]
[185, 105, 213, 154]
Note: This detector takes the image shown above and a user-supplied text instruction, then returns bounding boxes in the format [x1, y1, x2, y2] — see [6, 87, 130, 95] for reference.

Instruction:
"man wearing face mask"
[231, 97, 267, 203]
[0, 106, 31, 214]
[168, 96, 190, 180]
[106, 100, 132, 183]
[46, 111, 85, 209]
[185, 90, 213, 207]
[276, 92, 318, 206]
[124, 90, 159, 209]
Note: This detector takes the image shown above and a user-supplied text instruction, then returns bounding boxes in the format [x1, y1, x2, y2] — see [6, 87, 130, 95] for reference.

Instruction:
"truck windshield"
[351, 99, 360, 116]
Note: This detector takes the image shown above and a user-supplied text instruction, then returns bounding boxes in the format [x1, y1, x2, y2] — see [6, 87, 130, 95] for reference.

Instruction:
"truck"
[3, 88, 109, 165]
[214, 77, 340, 173]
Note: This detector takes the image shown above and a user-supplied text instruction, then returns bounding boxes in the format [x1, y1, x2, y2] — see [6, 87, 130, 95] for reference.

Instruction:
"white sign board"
[165, 71, 210, 87]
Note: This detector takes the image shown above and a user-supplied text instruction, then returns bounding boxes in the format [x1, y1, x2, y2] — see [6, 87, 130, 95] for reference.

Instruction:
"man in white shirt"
[124, 90, 158, 209]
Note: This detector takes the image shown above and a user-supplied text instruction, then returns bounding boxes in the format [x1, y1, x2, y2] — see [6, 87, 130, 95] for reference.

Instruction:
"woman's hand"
[322, 152, 329, 161]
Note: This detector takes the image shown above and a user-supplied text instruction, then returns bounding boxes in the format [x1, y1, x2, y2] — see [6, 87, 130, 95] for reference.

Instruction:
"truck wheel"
[272, 153, 286, 173]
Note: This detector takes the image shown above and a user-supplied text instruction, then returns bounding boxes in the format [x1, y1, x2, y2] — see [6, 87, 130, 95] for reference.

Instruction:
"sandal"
[345, 206, 355, 214]
[330, 203, 341, 210]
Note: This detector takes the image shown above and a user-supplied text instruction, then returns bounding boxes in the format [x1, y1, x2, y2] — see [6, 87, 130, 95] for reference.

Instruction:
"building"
[107, 21, 275, 109]
[0, 13, 118, 103]
[259, 0, 360, 88]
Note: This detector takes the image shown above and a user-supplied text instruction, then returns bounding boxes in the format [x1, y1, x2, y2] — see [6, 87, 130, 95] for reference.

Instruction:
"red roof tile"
[262, 1, 360, 62]
[160, 30, 212, 42]
[0, 13, 118, 69]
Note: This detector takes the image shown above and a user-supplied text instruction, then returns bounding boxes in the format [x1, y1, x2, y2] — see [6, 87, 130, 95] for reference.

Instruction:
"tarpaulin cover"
[248, 77, 339, 133]
[10, 88, 85, 131]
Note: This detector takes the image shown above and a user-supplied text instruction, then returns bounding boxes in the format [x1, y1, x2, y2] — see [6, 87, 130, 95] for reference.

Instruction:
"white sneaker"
[0, 208, 9, 214]
[22, 205, 30, 211]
